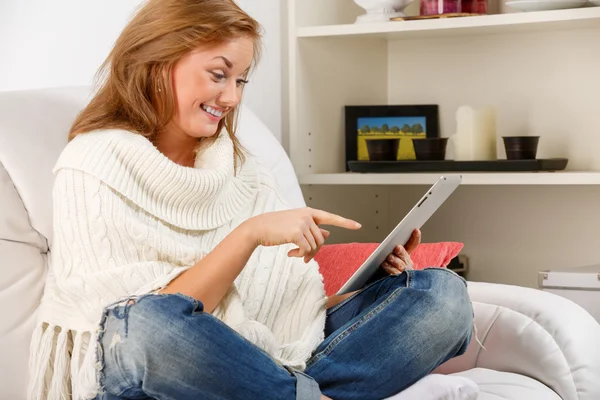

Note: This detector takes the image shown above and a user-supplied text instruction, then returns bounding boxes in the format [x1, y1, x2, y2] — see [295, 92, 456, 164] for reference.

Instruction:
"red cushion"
[314, 242, 464, 296]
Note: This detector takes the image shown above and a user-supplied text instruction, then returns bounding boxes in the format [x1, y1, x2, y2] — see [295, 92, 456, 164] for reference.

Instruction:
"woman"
[28, 1, 473, 399]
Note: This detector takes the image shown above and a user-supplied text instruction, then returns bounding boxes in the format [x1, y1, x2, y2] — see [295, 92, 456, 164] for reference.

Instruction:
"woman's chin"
[189, 125, 220, 139]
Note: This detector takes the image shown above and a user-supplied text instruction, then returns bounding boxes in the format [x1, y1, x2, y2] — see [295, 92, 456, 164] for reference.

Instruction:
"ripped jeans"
[95, 268, 473, 400]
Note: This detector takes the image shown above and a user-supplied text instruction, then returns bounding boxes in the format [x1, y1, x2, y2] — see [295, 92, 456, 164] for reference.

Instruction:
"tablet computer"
[336, 175, 462, 295]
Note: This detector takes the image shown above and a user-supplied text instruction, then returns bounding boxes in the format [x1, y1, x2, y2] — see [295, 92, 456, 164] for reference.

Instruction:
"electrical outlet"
[447, 254, 469, 278]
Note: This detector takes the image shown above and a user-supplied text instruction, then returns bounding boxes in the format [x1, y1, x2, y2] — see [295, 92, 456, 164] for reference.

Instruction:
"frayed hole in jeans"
[109, 332, 122, 350]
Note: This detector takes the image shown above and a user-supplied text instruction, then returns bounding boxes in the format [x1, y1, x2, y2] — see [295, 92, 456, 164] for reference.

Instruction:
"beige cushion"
[452, 368, 561, 400]
[0, 161, 47, 398]
[0, 87, 91, 398]
[0, 87, 92, 245]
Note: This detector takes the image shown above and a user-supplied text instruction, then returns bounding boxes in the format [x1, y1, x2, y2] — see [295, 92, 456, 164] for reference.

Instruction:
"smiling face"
[163, 36, 254, 143]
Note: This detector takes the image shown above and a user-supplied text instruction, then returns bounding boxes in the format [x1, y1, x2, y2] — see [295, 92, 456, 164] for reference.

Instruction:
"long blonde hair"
[69, 0, 262, 166]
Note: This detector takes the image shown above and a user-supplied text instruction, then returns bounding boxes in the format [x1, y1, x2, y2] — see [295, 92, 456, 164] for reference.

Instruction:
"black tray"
[347, 159, 569, 173]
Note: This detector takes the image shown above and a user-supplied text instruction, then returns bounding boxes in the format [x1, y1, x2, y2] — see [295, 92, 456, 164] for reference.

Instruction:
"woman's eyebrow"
[212, 56, 233, 69]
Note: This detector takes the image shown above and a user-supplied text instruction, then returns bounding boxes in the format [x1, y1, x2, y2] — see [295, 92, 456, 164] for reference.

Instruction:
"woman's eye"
[236, 79, 249, 87]
[211, 72, 226, 81]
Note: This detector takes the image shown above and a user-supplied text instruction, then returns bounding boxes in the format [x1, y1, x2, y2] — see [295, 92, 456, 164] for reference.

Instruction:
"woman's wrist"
[238, 217, 261, 248]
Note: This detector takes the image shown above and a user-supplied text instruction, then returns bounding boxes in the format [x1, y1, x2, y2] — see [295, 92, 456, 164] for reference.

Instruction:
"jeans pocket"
[326, 289, 363, 316]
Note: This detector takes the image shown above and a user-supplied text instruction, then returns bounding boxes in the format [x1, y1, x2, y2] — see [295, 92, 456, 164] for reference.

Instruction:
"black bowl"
[503, 136, 540, 160]
[366, 138, 400, 161]
[412, 138, 448, 161]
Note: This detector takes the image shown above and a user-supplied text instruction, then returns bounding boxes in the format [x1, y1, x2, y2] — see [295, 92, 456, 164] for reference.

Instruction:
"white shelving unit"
[287, 0, 600, 288]
[296, 7, 600, 39]
[298, 172, 600, 186]
[288, 2, 600, 184]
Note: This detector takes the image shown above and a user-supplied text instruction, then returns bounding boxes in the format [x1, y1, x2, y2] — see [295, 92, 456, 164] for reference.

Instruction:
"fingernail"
[356, 222, 362, 228]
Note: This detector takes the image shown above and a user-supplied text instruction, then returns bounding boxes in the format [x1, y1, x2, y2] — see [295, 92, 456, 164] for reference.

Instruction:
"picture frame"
[345, 105, 440, 170]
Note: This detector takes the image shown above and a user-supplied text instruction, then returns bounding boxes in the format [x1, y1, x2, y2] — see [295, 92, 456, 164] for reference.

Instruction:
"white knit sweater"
[28, 129, 327, 400]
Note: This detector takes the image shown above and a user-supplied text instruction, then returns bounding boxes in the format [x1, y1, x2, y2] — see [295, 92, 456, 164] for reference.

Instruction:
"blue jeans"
[95, 268, 473, 400]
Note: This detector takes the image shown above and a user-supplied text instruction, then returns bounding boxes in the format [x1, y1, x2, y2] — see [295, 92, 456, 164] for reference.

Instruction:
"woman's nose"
[218, 80, 240, 108]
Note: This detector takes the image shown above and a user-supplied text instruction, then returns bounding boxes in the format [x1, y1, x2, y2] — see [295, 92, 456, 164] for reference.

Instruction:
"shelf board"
[296, 8, 600, 40]
[298, 172, 600, 185]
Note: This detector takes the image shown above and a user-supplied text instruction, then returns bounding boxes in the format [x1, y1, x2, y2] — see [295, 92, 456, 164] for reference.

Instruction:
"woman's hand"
[247, 207, 362, 263]
[381, 229, 421, 275]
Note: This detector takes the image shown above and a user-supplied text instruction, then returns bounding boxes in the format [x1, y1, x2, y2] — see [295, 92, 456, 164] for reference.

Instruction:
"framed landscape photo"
[345, 105, 440, 169]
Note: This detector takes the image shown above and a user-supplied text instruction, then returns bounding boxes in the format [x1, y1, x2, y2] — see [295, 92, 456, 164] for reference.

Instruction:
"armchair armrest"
[435, 281, 600, 400]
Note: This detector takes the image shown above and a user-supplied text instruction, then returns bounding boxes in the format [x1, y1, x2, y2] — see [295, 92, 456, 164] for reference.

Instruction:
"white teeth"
[202, 104, 223, 117]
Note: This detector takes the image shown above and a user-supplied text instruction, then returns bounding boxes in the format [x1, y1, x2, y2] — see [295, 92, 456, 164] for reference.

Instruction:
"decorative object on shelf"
[505, 0, 587, 12]
[345, 104, 440, 171]
[420, 0, 463, 15]
[502, 136, 540, 160]
[391, 12, 481, 20]
[354, 0, 415, 23]
[450, 105, 497, 161]
[409, 0, 486, 19]
[413, 138, 449, 160]
[346, 158, 568, 173]
[365, 138, 401, 161]
[462, 0, 489, 14]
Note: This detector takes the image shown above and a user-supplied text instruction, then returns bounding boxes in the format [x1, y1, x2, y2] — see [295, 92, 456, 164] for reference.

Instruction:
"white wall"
[0, 0, 283, 140]
[236, 0, 283, 141]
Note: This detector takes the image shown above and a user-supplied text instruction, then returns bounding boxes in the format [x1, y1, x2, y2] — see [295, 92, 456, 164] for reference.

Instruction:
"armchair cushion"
[436, 282, 600, 400]
[451, 368, 561, 400]
[0, 162, 47, 398]
[315, 242, 463, 296]
[385, 374, 479, 400]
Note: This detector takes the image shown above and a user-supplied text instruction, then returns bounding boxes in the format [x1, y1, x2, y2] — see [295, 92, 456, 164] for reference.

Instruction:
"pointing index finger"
[311, 209, 361, 230]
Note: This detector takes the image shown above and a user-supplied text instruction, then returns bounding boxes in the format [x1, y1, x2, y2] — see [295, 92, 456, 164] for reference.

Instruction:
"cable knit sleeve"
[44, 168, 192, 328]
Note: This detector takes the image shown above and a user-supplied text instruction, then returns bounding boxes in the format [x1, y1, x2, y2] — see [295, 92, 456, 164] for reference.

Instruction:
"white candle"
[451, 106, 497, 161]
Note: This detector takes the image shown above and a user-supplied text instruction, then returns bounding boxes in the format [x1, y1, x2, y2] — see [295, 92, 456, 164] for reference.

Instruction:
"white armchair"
[1, 87, 599, 400]
[437, 282, 600, 399]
